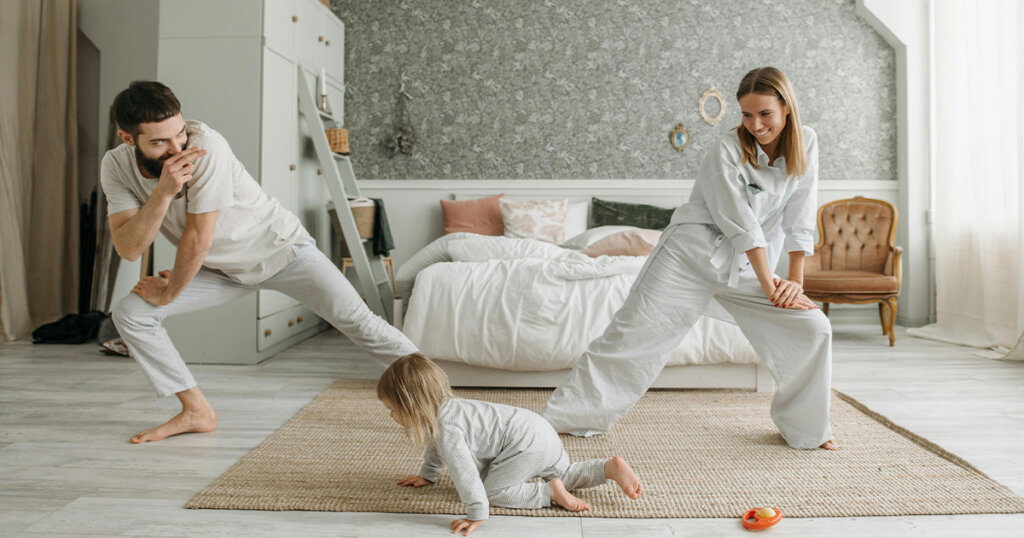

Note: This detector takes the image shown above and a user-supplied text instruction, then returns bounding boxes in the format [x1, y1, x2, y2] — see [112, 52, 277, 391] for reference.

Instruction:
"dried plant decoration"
[384, 71, 416, 157]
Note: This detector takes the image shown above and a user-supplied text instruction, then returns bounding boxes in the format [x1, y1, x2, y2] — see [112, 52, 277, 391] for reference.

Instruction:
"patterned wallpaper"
[330, 0, 895, 180]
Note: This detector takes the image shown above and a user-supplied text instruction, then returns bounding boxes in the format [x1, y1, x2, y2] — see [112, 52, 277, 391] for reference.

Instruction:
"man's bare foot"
[604, 456, 642, 499]
[130, 386, 217, 443]
[820, 440, 838, 450]
[549, 479, 590, 511]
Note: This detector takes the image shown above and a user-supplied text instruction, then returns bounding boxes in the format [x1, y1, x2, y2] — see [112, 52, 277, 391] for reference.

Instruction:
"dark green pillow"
[589, 198, 675, 230]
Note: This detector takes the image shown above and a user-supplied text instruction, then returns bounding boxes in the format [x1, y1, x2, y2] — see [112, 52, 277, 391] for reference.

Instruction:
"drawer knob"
[292, 16, 298, 22]
[317, 168, 322, 175]
[288, 320, 295, 327]
[318, 35, 324, 42]
[264, 329, 272, 337]
[325, 40, 331, 46]
[289, 164, 296, 171]
[297, 316, 304, 323]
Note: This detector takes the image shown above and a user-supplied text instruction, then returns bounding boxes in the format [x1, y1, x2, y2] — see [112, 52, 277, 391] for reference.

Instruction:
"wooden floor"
[2, 321, 1023, 537]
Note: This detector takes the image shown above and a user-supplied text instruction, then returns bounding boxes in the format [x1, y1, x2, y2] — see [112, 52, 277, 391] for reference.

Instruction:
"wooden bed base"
[436, 360, 775, 393]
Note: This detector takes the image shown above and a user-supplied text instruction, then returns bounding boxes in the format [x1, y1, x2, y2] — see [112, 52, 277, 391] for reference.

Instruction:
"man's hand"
[450, 518, 484, 536]
[157, 147, 207, 198]
[397, 475, 433, 487]
[132, 270, 175, 306]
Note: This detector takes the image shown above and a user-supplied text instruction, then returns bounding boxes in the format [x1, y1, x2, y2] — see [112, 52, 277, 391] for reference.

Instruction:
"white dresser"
[151, 0, 346, 364]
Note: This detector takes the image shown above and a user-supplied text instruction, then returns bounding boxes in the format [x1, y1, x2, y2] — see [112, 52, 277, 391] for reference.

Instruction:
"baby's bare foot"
[820, 440, 838, 450]
[130, 408, 217, 444]
[605, 456, 642, 499]
[549, 479, 590, 512]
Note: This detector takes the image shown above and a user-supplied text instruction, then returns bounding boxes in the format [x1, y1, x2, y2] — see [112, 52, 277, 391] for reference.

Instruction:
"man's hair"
[110, 80, 181, 138]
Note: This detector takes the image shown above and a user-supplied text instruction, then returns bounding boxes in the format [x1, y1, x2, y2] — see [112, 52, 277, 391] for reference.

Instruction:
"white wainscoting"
[359, 179, 899, 322]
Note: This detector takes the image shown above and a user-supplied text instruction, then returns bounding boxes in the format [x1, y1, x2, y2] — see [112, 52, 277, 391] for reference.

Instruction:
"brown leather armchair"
[802, 196, 902, 346]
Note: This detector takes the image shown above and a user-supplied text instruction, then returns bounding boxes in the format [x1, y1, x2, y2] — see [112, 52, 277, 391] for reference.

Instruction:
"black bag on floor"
[32, 311, 107, 345]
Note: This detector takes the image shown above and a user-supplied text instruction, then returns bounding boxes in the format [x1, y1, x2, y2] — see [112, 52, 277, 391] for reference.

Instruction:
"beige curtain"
[0, 0, 79, 340]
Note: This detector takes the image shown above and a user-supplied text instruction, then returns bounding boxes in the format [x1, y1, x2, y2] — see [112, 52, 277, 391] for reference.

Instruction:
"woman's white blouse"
[669, 125, 819, 287]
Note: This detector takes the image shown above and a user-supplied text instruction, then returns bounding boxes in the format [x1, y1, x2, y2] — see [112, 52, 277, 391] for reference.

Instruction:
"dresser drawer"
[257, 304, 318, 351]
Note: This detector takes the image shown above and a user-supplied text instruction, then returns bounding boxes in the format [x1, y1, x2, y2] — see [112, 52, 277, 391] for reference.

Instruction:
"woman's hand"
[451, 518, 484, 536]
[771, 277, 804, 308]
[397, 475, 433, 487]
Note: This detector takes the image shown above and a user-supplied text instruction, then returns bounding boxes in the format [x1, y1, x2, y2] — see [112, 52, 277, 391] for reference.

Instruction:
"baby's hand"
[397, 475, 433, 487]
[451, 518, 484, 536]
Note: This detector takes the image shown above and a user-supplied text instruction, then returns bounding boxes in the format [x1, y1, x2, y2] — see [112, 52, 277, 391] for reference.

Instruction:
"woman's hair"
[734, 67, 807, 177]
[110, 80, 181, 138]
[376, 353, 453, 446]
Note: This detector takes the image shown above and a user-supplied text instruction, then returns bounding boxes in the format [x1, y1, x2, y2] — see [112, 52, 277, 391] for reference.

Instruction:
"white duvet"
[399, 234, 758, 371]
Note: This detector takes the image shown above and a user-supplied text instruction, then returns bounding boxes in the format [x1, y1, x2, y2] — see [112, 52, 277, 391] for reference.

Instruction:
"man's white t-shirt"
[101, 120, 312, 286]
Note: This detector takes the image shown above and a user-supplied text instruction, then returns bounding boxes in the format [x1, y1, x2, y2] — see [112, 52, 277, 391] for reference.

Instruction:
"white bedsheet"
[399, 234, 758, 371]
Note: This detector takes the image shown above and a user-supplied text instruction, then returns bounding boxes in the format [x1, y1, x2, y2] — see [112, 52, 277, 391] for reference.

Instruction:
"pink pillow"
[582, 229, 663, 257]
[440, 194, 505, 235]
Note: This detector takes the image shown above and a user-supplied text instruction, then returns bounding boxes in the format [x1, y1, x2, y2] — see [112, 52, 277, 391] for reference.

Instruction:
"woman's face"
[739, 92, 790, 151]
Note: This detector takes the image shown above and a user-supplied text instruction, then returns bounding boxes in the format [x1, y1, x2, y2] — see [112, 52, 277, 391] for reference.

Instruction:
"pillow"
[500, 198, 568, 244]
[440, 194, 505, 235]
[564, 200, 589, 240]
[582, 229, 664, 257]
[447, 236, 566, 262]
[589, 198, 674, 230]
[560, 225, 641, 250]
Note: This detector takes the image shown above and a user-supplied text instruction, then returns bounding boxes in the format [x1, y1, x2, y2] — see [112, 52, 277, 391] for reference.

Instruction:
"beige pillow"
[582, 229, 663, 257]
[500, 198, 568, 244]
[440, 193, 505, 235]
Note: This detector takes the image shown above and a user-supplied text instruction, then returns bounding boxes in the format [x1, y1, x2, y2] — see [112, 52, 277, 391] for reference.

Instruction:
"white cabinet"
[152, 0, 346, 363]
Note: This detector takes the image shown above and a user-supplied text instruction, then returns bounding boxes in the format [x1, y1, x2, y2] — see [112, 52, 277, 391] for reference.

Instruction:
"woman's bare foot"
[130, 386, 217, 443]
[549, 479, 590, 511]
[604, 456, 643, 499]
[820, 440, 838, 450]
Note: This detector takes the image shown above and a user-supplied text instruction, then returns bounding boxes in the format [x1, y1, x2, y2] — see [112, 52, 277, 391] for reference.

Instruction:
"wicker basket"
[328, 199, 374, 257]
[326, 128, 349, 154]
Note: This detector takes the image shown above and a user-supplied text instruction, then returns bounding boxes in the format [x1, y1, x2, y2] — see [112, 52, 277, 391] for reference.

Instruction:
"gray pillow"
[589, 198, 674, 230]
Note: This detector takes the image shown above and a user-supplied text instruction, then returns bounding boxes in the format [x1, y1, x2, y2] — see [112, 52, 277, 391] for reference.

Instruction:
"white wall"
[77, 0, 161, 305]
[856, 0, 932, 327]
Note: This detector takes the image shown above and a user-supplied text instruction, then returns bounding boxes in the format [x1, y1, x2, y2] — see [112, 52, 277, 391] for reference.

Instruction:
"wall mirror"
[699, 87, 726, 125]
[670, 123, 690, 151]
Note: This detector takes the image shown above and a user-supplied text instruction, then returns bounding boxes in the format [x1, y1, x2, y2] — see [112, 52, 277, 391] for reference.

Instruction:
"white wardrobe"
[151, 0, 346, 364]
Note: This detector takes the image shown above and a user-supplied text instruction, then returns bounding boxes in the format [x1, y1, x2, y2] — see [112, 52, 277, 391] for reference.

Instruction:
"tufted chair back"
[803, 196, 902, 345]
[816, 198, 896, 273]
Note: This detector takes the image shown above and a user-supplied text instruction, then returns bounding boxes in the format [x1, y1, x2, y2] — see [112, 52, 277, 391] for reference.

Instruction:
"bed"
[396, 231, 773, 392]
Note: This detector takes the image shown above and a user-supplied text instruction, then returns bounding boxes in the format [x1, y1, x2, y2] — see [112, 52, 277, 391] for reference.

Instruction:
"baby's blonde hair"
[377, 353, 453, 446]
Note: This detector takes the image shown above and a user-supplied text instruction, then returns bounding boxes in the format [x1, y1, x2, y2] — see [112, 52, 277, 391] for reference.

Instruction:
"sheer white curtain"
[907, 0, 1024, 356]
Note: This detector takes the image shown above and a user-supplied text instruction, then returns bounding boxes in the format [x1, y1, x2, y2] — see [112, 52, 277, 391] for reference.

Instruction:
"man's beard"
[135, 140, 186, 178]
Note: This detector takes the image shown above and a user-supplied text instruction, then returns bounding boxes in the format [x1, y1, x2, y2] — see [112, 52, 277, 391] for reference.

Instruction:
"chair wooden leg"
[822, 303, 830, 316]
[878, 303, 886, 334]
[886, 297, 898, 346]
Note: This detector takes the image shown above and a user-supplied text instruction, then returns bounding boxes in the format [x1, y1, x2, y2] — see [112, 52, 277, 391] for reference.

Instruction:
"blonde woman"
[542, 67, 837, 451]
[378, 354, 642, 537]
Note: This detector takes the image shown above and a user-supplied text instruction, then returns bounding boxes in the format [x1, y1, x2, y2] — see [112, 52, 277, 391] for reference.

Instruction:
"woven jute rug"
[187, 379, 1024, 518]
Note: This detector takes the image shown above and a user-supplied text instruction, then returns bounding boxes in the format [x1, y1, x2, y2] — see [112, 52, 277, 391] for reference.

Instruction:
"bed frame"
[437, 360, 775, 392]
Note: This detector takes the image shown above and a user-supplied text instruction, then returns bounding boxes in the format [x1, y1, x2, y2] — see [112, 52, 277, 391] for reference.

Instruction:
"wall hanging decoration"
[384, 71, 416, 158]
[699, 87, 726, 126]
[669, 123, 690, 151]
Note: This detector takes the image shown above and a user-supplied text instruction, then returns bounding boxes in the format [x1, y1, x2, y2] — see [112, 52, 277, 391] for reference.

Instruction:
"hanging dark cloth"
[371, 198, 395, 257]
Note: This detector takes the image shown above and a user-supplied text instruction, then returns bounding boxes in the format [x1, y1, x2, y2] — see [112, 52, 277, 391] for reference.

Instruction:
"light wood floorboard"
[1, 321, 1022, 537]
